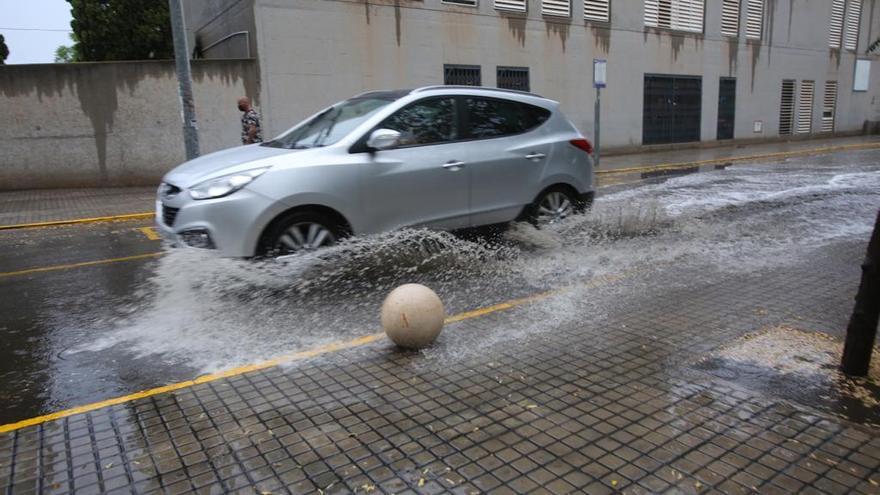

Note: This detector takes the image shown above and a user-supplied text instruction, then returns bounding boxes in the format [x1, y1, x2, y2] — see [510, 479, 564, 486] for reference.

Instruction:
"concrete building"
[188, 0, 880, 151]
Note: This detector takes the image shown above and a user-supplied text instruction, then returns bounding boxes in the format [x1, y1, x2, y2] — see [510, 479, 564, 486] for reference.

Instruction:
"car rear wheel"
[260, 211, 344, 258]
[526, 186, 585, 227]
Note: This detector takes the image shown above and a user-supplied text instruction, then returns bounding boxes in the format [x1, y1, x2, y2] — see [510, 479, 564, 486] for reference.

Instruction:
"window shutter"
[796, 80, 815, 134]
[779, 80, 796, 136]
[745, 0, 763, 39]
[821, 81, 838, 133]
[495, 0, 527, 12]
[584, 0, 610, 21]
[843, 0, 861, 51]
[644, 0, 703, 33]
[543, 0, 571, 16]
[829, 0, 845, 48]
[720, 0, 740, 36]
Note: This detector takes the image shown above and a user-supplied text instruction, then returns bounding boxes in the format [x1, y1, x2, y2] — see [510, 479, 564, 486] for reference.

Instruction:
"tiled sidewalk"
[1, 237, 877, 494]
[1, 135, 879, 227]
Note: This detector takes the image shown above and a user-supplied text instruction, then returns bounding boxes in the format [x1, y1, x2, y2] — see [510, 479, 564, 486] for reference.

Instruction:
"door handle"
[443, 161, 466, 170]
[525, 152, 546, 160]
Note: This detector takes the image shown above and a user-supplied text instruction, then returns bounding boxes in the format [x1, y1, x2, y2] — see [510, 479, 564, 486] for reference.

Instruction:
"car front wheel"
[260, 211, 343, 257]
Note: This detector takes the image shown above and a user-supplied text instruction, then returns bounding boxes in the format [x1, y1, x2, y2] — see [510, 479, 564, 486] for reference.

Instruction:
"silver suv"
[157, 86, 595, 257]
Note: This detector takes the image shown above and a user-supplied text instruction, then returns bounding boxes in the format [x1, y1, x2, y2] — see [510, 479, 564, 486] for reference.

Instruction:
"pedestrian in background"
[238, 97, 263, 145]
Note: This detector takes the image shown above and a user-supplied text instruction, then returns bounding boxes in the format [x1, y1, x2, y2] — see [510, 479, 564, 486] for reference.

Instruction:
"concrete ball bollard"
[381, 284, 446, 349]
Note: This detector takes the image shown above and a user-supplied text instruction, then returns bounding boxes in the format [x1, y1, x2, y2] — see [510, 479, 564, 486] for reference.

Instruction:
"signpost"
[169, 0, 200, 161]
[593, 59, 606, 168]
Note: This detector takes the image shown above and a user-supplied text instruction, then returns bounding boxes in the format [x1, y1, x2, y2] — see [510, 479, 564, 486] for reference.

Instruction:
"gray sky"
[1, 0, 73, 64]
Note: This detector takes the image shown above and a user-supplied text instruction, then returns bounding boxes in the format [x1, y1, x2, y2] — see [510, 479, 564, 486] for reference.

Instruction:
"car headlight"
[189, 168, 269, 200]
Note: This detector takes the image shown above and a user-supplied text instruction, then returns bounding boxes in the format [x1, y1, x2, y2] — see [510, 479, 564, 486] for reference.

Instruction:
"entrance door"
[643, 75, 702, 145]
[717, 77, 736, 140]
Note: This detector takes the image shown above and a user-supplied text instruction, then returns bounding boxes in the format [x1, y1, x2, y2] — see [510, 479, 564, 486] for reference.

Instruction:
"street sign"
[593, 59, 607, 88]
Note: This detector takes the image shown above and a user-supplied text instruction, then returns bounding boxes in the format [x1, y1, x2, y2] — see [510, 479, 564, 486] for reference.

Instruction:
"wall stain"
[545, 19, 570, 52]
[787, 0, 794, 42]
[727, 38, 739, 76]
[501, 13, 527, 47]
[766, 0, 776, 64]
[394, 1, 402, 46]
[868, 0, 877, 50]
[748, 39, 762, 92]
[670, 33, 685, 61]
[363, 0, 371, 24]
[590, 24, 610, 54]
[830, 48, 841, 70]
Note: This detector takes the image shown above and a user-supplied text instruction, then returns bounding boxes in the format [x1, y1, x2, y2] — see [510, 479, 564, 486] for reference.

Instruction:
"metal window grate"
[495, 0, 526, 12]
[542, 0, 571, 16]
[444, 64, 482, 86]
[829, 0, 845, 48]
[497, 66, 530, 92]
[745, 0, 763, 39]
[779, 80, 796, 135]
[796, 80, 815, 134]
[584, 0, 610, 21]
[644, 0, 704, 33]
[821, 81, 838, 132]
[843, 0, 861, 51]
[720, 0, 740, 36]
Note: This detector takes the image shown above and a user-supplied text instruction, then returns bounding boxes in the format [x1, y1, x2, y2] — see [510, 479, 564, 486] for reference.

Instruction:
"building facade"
[186, 0, 880, 150]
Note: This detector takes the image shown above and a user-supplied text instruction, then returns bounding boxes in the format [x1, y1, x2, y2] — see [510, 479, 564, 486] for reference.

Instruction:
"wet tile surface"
[2, 239, 879, 494]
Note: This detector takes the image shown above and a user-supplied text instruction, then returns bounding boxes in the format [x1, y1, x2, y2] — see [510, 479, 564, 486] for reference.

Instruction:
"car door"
[463, 96, 554, 226]
[358, 96, 471, 233]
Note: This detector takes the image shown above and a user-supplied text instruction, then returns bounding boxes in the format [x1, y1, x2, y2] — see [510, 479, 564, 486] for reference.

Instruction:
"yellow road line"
[0, 269, 641, 434]
[0, 212, 153, 231]
[597, 141, 880, 176]
[137, 226, 162, 241]
[0, 252, 162, 279]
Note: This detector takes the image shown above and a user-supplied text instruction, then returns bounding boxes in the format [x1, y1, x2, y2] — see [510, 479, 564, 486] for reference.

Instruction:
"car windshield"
[263, 97, 393, 149]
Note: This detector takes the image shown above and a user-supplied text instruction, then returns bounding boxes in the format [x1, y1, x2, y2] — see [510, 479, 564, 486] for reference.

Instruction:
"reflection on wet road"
[1, 149, 879, 425]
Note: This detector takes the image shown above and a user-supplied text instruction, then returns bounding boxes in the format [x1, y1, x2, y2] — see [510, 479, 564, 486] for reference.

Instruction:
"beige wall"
[252, 0, 880, 147]
[0, 59, 258, 190]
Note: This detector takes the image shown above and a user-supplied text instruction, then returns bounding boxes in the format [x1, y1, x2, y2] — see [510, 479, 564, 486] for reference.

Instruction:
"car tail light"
[569, 138, 594, 154]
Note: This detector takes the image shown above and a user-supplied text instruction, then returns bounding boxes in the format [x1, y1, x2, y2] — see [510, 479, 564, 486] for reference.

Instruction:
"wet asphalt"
[1, 149, 879, 427]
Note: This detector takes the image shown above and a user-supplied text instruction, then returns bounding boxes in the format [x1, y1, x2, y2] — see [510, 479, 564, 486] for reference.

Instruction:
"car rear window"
[464, 97, 551, 139]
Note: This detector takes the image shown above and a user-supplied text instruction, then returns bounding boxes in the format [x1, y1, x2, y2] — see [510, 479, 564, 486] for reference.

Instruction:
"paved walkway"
[1, 135, 878, 228]
[1, 233, 878, 493]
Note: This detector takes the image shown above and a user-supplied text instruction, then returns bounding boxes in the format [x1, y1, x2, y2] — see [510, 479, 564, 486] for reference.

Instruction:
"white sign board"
[593, 59, 607, 88]
[854, 59, 871, 92]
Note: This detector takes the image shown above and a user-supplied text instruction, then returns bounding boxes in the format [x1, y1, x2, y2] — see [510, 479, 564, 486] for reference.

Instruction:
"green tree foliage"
[54, 33, 79, 63]
[0, 34, 9, 64]
[67, 0, 173, 61]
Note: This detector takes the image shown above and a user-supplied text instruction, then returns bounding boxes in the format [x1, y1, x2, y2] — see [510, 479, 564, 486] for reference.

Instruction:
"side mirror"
[366, 128, 401, 151]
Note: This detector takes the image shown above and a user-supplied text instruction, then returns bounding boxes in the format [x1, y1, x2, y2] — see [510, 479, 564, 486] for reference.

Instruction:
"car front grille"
[162, 205, 180, 227]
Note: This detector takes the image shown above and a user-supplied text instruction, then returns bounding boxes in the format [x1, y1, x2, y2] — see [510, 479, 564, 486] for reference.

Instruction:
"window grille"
[644, 0, 705, 34]
[584, 0, 610, 21]
[720, 0, 740, 36]
[497, 67, 530, 92]
[444, 64, 482, 86]
[779, 80, 796, 135]
[796, 80, 815, 134]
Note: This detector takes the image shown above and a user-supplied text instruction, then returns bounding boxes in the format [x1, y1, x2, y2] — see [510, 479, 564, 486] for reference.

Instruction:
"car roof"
[352, 86, 554, 106]
[411, 85, 544, 99]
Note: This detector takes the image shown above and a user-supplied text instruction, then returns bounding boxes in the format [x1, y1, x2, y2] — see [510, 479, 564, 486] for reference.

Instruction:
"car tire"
[259, 210, 346, 258]
[523, 186, 585, 227]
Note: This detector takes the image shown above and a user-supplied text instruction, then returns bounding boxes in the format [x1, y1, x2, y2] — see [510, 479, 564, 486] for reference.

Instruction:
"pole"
[841, 209, 880, 376]
[594, 87, 601, 168]
[169, 0, 200, 160]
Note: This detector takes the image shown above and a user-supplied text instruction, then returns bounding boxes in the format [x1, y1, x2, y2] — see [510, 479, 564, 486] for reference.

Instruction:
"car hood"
[162, 144, 297, 188]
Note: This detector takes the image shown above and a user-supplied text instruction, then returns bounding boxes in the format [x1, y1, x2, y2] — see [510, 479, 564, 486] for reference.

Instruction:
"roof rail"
[412, 85, 544, 98]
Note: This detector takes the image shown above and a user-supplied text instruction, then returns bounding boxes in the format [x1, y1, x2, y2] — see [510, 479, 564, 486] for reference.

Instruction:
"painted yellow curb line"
[597, 142, 880, 177]
[0, 252, 163, 279]
[0, 269, 637, 434]
[0, 212, 154, 231]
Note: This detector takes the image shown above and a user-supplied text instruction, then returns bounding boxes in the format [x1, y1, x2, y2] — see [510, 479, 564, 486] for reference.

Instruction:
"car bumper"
[155, 187, 284, 257]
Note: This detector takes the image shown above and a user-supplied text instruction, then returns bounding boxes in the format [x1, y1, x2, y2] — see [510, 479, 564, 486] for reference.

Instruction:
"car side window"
[465, 97, 550, 139]
[379, 97, 458, 147]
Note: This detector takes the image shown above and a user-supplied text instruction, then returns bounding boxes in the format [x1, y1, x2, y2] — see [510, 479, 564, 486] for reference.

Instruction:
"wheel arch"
[256, 204, 353, 253]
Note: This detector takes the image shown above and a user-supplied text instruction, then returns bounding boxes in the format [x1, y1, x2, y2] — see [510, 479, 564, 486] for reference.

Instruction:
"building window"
[542, 0, 571, 17]
[495, 0, 527, 12]
[779, 79, 796, 135]
[796, 80, 815, 134]
[444, 64, 482, 86]
[644, 0, 705, 34]
[720, 0, 740, 36]
[843, 0, 862, 51]
[821, 81, 838, 133]
[829, 0, 846, 48]
[584, 0, 610, 21]
[745, 0, 763, 39]
[497, 66, 530, 92]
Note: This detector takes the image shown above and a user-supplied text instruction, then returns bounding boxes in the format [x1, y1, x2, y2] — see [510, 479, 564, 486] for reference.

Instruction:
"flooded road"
[1, 149, 879, 425]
